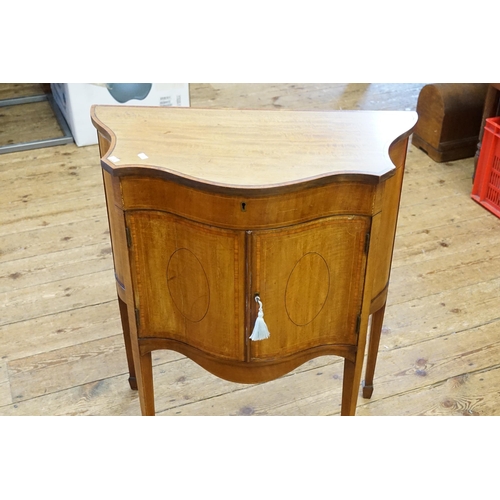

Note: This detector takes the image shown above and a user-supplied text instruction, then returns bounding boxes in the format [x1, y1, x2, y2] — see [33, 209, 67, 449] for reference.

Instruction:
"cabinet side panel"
[250, 216, 370, 360]
[127, 211, 245, 361]
[101, 167, 130, 298]
[371, 139, 409, 298]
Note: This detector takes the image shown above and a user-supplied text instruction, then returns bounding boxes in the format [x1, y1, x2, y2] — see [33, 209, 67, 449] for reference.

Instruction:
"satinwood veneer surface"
[93, 106, 417, 189]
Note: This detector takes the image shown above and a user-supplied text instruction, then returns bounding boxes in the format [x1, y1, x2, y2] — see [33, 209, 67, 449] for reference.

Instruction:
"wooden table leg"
[341, 359, 357, 416]
[362, 303, 386, 399]
[137, 351, 155, 416]
[341, 352, 366, 416]
[118, 296, 138, 390]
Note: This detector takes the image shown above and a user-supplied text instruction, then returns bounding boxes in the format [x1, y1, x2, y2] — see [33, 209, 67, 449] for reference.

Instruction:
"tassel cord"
[249, 295, 271, 341]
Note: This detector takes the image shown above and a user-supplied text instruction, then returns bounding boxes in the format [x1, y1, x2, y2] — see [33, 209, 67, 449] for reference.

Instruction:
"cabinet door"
[126, 211, 246, 361]
[249, 216, 370, 360]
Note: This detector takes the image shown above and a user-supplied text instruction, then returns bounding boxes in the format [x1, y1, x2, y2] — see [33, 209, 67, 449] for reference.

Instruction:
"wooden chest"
[412, 83, 488, 162]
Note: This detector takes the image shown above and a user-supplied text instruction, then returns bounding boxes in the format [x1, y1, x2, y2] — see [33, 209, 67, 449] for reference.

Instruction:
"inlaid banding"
[285, 252, 330, 326]
[167, 248, 210, 322]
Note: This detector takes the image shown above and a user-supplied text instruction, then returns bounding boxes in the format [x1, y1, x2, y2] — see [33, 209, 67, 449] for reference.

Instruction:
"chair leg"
[362, 303, 386, 399]
[137, 351, 155, 416]
[118, 296, 137, 390]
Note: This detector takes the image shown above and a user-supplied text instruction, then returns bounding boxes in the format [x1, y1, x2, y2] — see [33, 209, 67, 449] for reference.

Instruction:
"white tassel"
[250, 296, 270, 341]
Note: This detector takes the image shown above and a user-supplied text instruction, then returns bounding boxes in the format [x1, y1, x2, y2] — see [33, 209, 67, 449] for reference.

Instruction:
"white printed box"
[51, 83, 190, 147]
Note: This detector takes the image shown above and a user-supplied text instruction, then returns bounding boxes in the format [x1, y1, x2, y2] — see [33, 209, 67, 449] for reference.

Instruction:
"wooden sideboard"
[91, 106, 417, 416]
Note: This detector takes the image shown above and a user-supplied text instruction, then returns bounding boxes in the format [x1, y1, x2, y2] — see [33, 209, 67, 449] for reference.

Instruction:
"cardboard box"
[51, 83, 190, 146]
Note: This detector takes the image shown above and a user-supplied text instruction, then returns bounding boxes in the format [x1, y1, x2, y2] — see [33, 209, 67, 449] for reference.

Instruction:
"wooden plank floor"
[1, 83, 499, 416]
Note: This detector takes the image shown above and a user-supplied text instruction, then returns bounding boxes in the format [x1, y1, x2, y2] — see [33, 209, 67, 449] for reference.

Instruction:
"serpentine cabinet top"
[91, 106, 418, 191]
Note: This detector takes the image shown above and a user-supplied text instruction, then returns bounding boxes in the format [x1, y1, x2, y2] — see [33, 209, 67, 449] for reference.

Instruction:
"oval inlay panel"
[285, 252, 330, 326]
[167, 248, 210, 322]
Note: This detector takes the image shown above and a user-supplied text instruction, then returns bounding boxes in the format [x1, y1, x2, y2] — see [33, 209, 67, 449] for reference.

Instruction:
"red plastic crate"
[471, 116, 500, 218]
